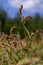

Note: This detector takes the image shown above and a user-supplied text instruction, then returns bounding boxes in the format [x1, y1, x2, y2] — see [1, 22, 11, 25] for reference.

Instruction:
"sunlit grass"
[0, 36, 43, 65]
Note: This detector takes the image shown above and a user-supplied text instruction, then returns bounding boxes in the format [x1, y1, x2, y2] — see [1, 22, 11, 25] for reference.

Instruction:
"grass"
[0, 34, 43, 65]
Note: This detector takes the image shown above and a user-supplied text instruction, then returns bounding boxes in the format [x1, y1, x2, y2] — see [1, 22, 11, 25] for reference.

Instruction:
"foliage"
[0, 8, 7, 32]
[0, 8, 43, 65]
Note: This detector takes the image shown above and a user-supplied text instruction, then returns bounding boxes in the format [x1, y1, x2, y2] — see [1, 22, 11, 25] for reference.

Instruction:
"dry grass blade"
[17, 57, 40, 65]
[10, 26, 17, 35]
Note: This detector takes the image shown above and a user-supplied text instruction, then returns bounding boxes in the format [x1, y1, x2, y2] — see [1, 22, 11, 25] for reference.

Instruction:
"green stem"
[23, 24, 32, 47]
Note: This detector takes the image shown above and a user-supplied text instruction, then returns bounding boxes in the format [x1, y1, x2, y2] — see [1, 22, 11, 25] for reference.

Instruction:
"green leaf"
[7, 47, 12, 56]
[3, 61, 8, 65]
[14, 55, 19, 62]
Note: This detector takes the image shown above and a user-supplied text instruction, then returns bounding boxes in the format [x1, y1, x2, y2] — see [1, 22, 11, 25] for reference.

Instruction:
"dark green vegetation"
[0, 8, 43, 35]
[0, 8, 43, 65]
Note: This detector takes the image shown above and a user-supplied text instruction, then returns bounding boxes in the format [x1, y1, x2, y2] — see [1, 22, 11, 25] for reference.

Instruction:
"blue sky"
[0, 0, 43, 18]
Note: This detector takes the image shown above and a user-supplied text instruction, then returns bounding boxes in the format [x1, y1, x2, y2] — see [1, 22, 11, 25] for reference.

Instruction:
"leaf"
[14, 55, 19, 62]
[3, 61, 8, 65]
[7, 47, 12, 56]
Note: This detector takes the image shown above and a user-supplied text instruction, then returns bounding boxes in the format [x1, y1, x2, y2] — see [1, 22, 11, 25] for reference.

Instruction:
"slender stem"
[23, 24, 32, 47]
